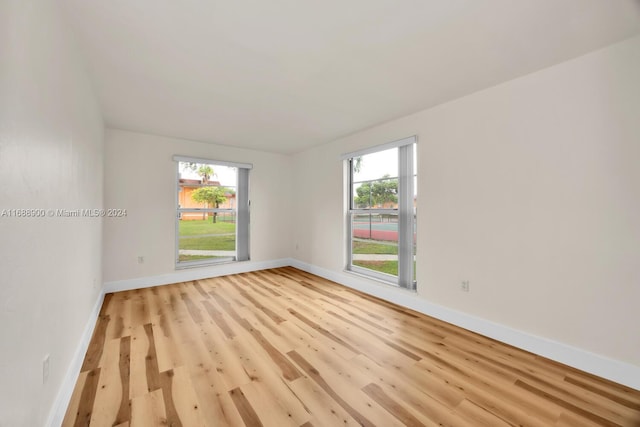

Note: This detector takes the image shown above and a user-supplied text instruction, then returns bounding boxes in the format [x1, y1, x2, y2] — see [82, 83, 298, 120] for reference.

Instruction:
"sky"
[353, 144, 418, 183]
[353, 147, 399, 183]
[179, 162, 238, 188]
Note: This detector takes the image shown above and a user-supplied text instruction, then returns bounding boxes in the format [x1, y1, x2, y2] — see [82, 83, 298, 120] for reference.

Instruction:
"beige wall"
[0, 1, 104, 425]
[292, 35, 640, 367]
[103, 129, 292, 283]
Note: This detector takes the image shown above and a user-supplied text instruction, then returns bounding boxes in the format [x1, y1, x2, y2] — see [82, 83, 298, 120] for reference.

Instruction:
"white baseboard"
[46, 289, 105, 427]
[104, 258, 291, 293]
[289, 258, 640, 391]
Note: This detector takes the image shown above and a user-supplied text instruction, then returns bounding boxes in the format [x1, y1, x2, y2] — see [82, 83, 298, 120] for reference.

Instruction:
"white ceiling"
[60, 0, 640, 154]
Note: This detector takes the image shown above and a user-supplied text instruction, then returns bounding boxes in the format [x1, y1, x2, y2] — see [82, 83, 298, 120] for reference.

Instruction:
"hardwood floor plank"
[61, 371, 87, 427]
[326, 308, 394, 335]
[238, 381, 306, 427]
[115, 336, 131, 425]
[223, 331, 309, 424]
[181, 290, 204, 324]
[159, 369, 182, 427]
[362, 383, 426, 427]
[564, 375, 640, 411]
[130, 388, 166, 427]
[63, 267, 640, 426]
[522, 373, 638, 423]
[288, 349, 410, 427]
[229, 386, 264, 427]
[235, 282, 286, 324]
[294, 345, 372, 390]
[211, 288, 302, 381]
[152, 315, 183, 372]
[73, 367, 101, 427]
[288, 376, 365, 427]
[555, 411, 615, 427]
[128, 324, 150, 399]
[455, 398, 513, 427]
[81, 312, 110, 372]
[413, 350, 562, 425]
[515, 379, 622, 427]
[287, 350, 377, 427]
[202, 299, 236, 339]
[287, 308, 361, 356]
[90, 338, 123, 426]
[330, 325, 420, 367]
[107, 293, 129, 340]
[252, 270, 284, 289]
[170, 309, 246, 425]
[142, 323, 161, 392]
[187, 368, 245, 427]
[192, 280, 210, 299]
[131, 289, 151, 328]
[178, 300, 252, 391]
[353, 354, 475, 427]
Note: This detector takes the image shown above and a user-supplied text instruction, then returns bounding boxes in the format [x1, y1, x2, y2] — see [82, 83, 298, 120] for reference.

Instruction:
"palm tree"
[196, 165, 214, 184]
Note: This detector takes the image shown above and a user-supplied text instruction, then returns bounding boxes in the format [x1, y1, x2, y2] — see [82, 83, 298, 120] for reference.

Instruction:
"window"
[344, 137, 417, 289]
[173, 155, 251, 268]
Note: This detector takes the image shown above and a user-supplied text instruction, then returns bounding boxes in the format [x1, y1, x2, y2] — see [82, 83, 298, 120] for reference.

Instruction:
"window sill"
[176, 257, 236, 270]
[345, 266, 416, 292]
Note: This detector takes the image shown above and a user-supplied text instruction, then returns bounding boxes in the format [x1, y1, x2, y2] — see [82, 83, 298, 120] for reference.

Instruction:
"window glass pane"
[178, 217, 236, 262]
[413, 144, 417, 281]
[352, 147, 398, 209]
[352, 213, 399, 277]
[347, 139, 416, 288]
[178, 161, 238, 210]
[177, 161, 238, 264]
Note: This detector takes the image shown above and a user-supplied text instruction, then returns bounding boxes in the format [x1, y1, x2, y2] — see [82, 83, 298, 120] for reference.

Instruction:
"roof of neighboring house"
[179, 179, 237, 198]
[179, 178, 221, 186]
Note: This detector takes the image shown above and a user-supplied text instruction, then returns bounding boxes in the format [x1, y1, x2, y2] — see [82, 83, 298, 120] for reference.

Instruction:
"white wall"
[0, 1, 104, 426]
[103, 129, 292, 284]
[292, 36, 640, 370]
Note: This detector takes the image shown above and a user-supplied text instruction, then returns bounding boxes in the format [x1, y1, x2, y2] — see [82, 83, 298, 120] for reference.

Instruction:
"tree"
[353, 156, 363, 173]
[196, 165, 214, 183]
[182, 163, 215, 184]
[191, 186, 228, 223]
[354, 175, 398, 208]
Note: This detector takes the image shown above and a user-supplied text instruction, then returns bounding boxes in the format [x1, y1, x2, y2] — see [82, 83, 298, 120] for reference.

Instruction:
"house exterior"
[178, 178, 236, 221]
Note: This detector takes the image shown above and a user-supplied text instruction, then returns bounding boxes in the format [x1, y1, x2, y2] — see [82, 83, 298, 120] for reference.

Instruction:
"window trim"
[340, 135, 416, 160]
[173, 155, 253, 170]
[173, 156, 252, 269]
[344, 136, 417, 290]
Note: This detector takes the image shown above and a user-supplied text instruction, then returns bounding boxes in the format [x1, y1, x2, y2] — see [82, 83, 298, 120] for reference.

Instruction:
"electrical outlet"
[461, 281, 470, 292]
[43, 354, 50, 384]
[137, 256, 144, 264]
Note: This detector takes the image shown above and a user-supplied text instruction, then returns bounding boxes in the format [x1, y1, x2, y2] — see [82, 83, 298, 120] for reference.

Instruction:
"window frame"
[343, 136, 416, 290]
[173, 155, 252, 269]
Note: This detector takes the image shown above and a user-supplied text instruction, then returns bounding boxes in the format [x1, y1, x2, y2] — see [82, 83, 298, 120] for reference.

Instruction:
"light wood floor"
[63, 267, 640, 426]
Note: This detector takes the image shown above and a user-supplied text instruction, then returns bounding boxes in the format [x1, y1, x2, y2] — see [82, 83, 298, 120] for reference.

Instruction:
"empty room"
[1, 0, 640, 426]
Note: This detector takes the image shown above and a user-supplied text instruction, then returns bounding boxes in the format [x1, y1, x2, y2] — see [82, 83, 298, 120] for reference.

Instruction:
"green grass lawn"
[353, 240, 398, 254]
[179, 219, 235, 236]
[353, 260, 417, 279]
[179, 235, 235, 250]
[353, 260, 398, 275]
